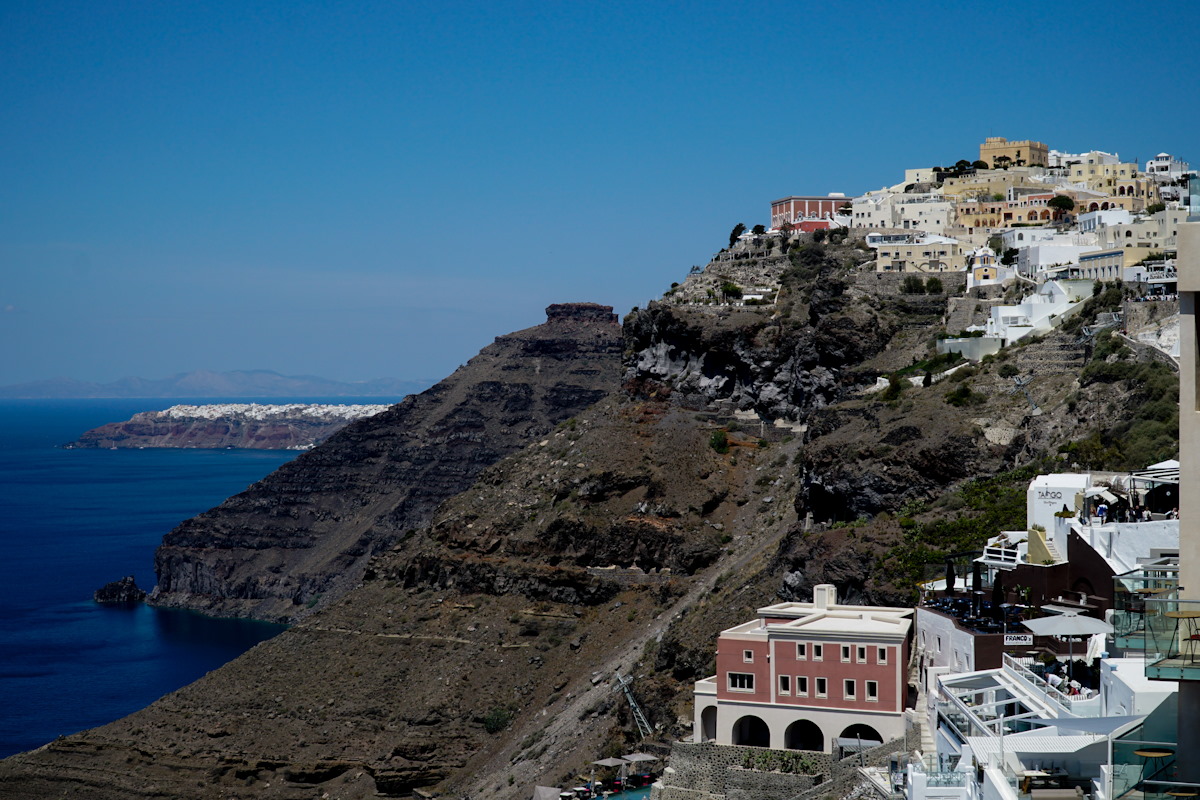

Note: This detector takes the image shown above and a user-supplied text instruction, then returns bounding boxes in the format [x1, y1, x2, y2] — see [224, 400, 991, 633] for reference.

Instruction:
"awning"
[835, 737, 883, 751]
[1029, 715, 1144, 736]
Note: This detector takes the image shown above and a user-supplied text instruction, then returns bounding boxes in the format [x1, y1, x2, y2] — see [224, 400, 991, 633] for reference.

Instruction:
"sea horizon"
[0, 397, 389, 757]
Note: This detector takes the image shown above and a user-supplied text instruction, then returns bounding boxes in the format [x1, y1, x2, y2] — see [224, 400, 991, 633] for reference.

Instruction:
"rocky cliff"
[148, 302, 623, 621]
[0, 239, 1177, 799]
[65, 403, 390, 450]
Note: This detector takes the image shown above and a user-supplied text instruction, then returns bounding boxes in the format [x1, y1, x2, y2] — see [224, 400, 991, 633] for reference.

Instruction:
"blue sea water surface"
[0, 399, 371, 757]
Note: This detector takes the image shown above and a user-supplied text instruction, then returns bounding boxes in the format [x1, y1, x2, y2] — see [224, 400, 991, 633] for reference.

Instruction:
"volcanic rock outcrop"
[0, 238, 1178, 799]
[148, 302, 623, 621]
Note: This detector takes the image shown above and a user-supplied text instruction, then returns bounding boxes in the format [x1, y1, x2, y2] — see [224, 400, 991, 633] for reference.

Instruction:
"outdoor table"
[1165, 611, 1200, 663]
[1135, 748, 1175, 782]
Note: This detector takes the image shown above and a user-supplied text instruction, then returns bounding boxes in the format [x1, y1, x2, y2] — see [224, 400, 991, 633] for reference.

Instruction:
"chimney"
[813, 584, 837, 609]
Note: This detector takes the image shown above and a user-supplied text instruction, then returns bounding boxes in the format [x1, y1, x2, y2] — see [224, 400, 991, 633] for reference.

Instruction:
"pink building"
[693, 585, 913, 753]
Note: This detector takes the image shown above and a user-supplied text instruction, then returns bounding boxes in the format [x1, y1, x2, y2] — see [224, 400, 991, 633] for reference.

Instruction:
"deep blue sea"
[0, 398, 379, 758]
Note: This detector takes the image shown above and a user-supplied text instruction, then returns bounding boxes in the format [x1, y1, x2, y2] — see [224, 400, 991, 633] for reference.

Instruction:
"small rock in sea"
[93, 575, 147, 604]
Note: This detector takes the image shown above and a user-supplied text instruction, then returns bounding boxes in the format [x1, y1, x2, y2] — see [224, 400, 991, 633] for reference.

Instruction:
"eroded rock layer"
[148, 303, 623, 621]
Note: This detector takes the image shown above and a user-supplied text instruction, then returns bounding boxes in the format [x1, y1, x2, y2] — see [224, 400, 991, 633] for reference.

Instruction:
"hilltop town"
[0, 137, 1196, 800]
[652, 137, 1196, 800]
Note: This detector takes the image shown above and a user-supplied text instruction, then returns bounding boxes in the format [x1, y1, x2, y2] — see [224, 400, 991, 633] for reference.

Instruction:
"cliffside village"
[614, 140, 1200, 800]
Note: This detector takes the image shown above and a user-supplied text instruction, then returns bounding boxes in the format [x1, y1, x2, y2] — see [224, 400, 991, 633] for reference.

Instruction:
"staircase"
[1014, 337, 1088, 374]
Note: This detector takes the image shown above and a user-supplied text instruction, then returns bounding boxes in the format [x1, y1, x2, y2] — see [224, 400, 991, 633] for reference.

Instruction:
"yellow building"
[875, 238, 966, 272]
[979, 137, 1049, 168]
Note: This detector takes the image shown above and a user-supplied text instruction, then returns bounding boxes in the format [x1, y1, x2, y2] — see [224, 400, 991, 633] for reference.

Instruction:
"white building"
[1145, 152, 1190, 182]
[1078, 208, 1134, 234]
[981, 280, 1090, 344]
[1048, 149, 1121, 168]
[851, 192, 956, 235]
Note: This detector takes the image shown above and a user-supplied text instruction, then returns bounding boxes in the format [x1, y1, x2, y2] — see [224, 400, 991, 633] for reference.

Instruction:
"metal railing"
[1002, 653, 1073, 710]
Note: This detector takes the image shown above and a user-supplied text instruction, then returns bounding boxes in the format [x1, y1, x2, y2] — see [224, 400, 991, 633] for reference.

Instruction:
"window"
[816, 678, 828, 698]
[796, 642, 807, 660]
[877, 647, 888, 665]
[797, 676, 809, 697]
[857, 646, 867, 663]
[867, 681, 879, 701]
[743, 650, 754, 663]
[844, 679, 856, 700]
[841, 645, 851, 663]
[729, 673, 754, 692]
[778, 675, 791, 695]
[936, 636, 942, 653]
[813, 644, 823, 661]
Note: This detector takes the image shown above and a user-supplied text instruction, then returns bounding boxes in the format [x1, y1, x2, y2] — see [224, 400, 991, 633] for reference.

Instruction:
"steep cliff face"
[0, 241, 1177, 799]
[624, 270, 892, 421]
[149, 303, 623, 621]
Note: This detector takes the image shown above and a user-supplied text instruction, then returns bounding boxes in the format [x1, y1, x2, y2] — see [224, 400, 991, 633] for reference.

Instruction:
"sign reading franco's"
[1004, 634, 1034, 646]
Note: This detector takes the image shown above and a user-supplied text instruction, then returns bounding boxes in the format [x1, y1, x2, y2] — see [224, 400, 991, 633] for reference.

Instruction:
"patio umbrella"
[591, 758, 627, 794]
[621, 753, 658, 763]
[1022, 612, 1113, 682]
[991, 575, 1004, 622]
[946, 561, 957, 594]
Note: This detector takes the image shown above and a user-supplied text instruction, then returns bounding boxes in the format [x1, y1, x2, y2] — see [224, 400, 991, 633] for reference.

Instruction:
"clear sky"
[2, 0, 1197, 385]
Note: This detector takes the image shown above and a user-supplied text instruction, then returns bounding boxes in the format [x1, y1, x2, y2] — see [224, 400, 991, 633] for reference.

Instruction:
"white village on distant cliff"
[627, 138, 1200, 800]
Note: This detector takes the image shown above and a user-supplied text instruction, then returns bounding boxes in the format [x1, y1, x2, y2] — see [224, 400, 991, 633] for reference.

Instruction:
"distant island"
[65, 403, 392, 450]
[0, 369, 431, 399]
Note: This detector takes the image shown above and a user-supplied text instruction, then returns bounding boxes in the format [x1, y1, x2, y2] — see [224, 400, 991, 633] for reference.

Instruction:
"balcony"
[1143, 594, 1200, 681]
[1111, 723, 1200, 800]
[1113, 564, 1178, 650]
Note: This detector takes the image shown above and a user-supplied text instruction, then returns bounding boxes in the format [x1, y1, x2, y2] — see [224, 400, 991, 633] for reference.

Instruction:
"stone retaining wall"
[848, 270, 967, 295]
[652, 741, 829, 800]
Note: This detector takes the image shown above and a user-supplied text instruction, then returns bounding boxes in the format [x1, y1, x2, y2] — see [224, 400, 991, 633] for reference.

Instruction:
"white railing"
[1002, 653, 1072, 710]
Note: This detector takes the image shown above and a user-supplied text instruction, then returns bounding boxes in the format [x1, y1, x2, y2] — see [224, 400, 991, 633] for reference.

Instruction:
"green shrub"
[944, 383, 985, 407]
[483, 706, 514, 734]
[998, 364, 1019, 379]
[709, 430, 730, 454]
[925, 277, 944, 294]
[901, 275, 926, 294]
[880, 375, 904, 401]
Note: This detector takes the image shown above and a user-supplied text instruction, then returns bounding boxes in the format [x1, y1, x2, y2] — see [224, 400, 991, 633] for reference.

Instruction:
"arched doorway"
[701, 706, 716, 742]
[785, 719, 823, 751]
[732, 715, 770, 747]
[839, 723, 883, 747]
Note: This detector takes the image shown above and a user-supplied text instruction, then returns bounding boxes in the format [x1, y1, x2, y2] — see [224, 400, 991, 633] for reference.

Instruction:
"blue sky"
[2, 0, 1197, 385]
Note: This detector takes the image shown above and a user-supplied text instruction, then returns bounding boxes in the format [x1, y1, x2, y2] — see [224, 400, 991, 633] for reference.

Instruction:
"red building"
[693, 585, 913, 753]
[770, 195, 850, 230]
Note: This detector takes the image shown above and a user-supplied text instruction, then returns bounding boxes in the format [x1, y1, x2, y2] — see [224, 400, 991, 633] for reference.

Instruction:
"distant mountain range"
[0, 370, 432, 399]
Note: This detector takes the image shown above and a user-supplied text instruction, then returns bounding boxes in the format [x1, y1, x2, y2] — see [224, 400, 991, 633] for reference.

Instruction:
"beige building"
[875, 236, 966, 272]
[979, 137, 1049, 168]
[940, 168, 1045, 202]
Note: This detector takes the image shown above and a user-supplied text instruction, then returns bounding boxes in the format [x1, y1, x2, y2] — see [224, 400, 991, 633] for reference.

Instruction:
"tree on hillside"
[1048, 195, 1075, 219]
[994, 155, 1011, 170]
[955, 159, 972, 172]
[778, 221, 795, 251]
[752, 224, 766, 235]
[729, 223, 746, 248]
[972, 160, 988, 170]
